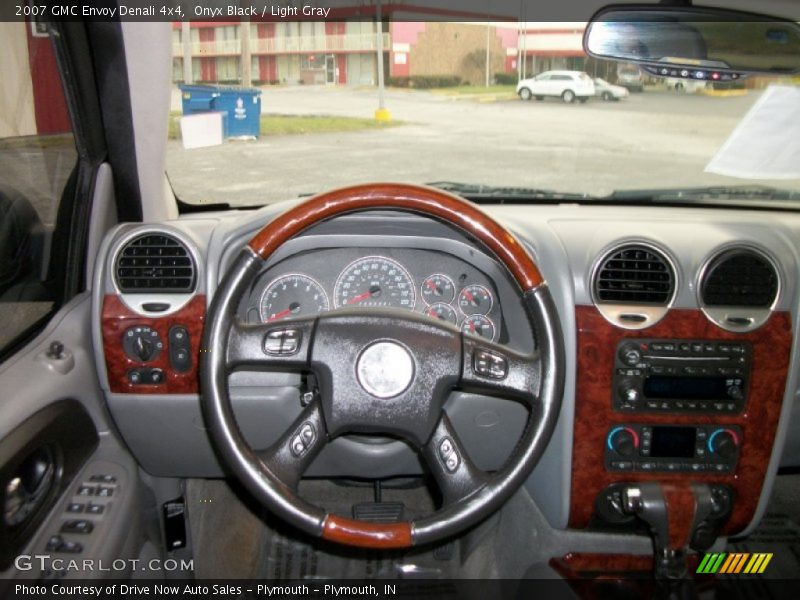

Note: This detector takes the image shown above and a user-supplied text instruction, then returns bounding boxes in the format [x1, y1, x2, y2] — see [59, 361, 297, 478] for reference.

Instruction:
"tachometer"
[259, 274, 329, 322]
[334, 256, 416, 309]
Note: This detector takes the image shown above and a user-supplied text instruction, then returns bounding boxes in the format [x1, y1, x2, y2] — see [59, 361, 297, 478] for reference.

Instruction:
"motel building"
[169, 20, 590, 87]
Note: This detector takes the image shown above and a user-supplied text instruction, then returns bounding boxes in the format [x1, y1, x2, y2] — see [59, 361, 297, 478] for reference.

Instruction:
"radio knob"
[618, 343, 643, 367]
[608, 427, 638, 457]
[727, 385, 744, 401]
[709, 429, 739, 459]
[619, 385, 640, 404]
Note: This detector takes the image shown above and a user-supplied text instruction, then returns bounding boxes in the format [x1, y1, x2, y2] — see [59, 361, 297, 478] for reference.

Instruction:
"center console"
[570, 306, 792, 540]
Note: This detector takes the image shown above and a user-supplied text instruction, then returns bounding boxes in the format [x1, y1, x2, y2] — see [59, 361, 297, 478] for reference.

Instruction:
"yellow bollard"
[374, 108, 392, 122]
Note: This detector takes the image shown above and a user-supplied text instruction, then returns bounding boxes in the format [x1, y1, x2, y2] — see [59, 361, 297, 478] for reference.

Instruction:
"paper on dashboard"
[705, 85, 800, 179]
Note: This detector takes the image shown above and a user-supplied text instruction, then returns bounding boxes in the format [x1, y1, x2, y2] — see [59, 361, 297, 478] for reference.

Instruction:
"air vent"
[594, 244, 675, 305]
[701, 249, 778, 308]
[115, 233, 196, 293]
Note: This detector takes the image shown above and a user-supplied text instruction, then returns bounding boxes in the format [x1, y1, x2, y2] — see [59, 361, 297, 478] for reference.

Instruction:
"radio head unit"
[612, 339, 751, 414]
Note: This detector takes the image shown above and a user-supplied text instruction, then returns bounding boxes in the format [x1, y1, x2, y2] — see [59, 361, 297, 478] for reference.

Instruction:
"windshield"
[166, 20, 800, 206]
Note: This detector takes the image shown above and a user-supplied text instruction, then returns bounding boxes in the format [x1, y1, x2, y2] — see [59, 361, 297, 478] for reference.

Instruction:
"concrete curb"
[698, 89, 748, 97]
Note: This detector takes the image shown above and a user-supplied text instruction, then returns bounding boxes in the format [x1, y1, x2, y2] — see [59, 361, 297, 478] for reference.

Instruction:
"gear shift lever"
[622, 482, 715, 580]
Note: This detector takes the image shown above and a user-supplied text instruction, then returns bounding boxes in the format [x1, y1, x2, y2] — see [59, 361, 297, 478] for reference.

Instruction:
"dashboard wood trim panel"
[570, 305, 792, 535]
[101, 295, 206, 394]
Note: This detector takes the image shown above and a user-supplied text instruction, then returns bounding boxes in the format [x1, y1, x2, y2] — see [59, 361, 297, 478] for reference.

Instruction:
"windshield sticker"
[705, 85, 800, 180]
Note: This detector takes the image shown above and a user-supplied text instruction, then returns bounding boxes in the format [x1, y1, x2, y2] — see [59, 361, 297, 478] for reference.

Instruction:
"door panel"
[0, 294, 145, 580]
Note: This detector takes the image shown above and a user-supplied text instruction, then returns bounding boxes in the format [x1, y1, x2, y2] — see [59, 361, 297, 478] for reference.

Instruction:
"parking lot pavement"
[165, 85, 789, 207]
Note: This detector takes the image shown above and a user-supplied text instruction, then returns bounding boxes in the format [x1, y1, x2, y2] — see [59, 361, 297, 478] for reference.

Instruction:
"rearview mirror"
[584, 5, 800, 75]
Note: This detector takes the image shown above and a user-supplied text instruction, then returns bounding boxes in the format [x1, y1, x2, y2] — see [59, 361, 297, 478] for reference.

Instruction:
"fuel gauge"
[421, 274, 455, 304]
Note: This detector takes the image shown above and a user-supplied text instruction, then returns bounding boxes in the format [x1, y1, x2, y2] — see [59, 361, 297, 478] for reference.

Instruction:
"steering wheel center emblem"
[356, 342, 415, 399]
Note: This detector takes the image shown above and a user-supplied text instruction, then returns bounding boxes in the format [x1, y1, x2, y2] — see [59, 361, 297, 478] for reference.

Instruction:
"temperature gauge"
[461, 315, 496, 341]
[458, 284, 493, 315]
[421, 274, 455, 304]
[426, 302, 458, 325]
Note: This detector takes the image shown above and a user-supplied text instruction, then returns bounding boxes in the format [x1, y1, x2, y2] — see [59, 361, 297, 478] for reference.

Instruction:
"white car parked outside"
[594, 78, 630, 101]
[516, 71, 596, 103]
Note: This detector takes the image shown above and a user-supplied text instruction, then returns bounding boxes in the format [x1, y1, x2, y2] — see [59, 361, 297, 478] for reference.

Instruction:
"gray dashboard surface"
[94, 200, 800, 535]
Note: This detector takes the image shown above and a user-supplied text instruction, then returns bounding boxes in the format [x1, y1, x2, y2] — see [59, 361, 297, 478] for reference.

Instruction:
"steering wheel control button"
[290, 422, 317, 457]
[438, 437, 460, 473]
[473, 349, 508, 379]
[264, 328, 302, 356]
[439, 438, 454, 458]
[300, 423, 315, 444]
[356, 342, 415, 399]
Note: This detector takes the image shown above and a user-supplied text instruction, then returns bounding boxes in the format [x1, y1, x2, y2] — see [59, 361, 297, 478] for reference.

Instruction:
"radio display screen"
[650, 426, 696, 458]
[643, 376, 729, 400]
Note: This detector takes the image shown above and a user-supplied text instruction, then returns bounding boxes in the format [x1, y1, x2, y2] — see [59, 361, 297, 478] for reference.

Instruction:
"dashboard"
[240, 248, 506, 343]
[91, 201, 800, 544]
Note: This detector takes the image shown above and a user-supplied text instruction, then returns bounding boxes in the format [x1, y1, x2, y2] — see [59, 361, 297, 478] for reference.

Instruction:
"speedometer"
[334, 256, 416, 309]
[259, 274, 329, 322]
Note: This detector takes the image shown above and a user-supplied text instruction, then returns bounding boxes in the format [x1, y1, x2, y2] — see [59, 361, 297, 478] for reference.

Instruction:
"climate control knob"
[618, 343, 643, 367]
[708, 428, 739, 459]
[607, 426, 639, 457]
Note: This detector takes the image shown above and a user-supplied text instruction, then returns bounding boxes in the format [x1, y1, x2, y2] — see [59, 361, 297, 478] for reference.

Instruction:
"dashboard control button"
[169, 326, 192, 373]
[123, 326, 163, 362]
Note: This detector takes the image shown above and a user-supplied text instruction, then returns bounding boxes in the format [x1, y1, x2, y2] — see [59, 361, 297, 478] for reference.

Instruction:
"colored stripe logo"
[696, 552, 773, 574]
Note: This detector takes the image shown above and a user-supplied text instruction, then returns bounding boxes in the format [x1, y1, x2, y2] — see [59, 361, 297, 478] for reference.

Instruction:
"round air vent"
[699, 247, 779, 331]
[592, 243, 676, 329]
[114, 233, 196, 294]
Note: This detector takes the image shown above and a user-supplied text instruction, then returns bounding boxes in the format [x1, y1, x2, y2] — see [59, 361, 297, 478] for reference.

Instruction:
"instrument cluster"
[250, 252, 503, 341]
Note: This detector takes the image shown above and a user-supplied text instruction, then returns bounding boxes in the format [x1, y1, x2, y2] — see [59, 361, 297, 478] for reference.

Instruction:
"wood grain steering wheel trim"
[247, 183, 545, 548]
[321, 515, 413, 548]
[248, 183, 544, 291]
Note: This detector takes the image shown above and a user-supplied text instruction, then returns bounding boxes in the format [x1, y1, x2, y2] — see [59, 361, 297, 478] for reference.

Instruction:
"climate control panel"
[605, 423, 741, 473]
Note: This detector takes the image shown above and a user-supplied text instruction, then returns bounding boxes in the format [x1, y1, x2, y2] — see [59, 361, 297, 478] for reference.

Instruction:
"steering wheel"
[201, 183, 565, 548]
